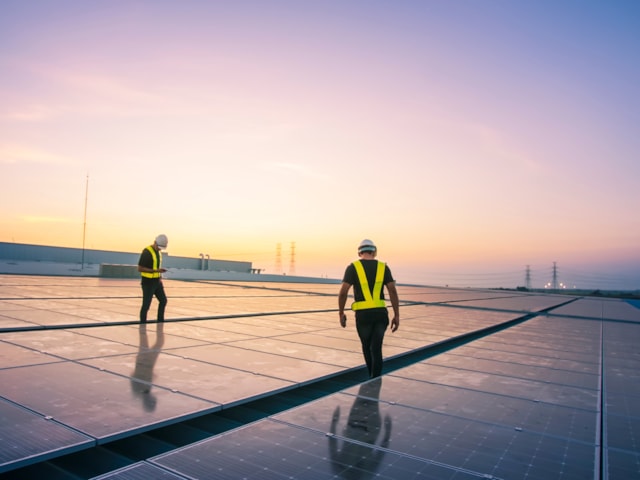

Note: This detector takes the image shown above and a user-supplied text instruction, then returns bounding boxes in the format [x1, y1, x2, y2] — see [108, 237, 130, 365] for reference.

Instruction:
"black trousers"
[140, 279, 167, 323]
[355, 309, 389, 378]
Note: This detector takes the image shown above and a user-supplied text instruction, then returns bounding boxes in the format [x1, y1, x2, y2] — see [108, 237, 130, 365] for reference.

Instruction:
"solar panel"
[0, 362, 218, 442]
[153, 418, 485, 480]
[91, 462, 186, 479]
[0, 398, 93, 473]
[1, 275, 639, 479]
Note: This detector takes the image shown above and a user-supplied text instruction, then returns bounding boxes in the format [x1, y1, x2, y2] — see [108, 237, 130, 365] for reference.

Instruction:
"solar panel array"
[0, 275, 638, 479]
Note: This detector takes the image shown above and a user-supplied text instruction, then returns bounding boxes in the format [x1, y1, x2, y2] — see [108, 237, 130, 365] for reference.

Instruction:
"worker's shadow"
[130, 322, 165, 412]
[329, 378, 392, 479]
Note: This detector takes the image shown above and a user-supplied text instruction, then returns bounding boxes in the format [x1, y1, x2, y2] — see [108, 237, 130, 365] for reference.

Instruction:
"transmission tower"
[275, 243, 282, 274]
[525, 265, 531, 289]
[289, 241, 296, 275]
[552, 261, 559, 291]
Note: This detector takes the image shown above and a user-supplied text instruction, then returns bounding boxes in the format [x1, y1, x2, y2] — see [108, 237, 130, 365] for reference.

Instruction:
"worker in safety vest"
[137, 234, 168, 323]
[338, 239, 399, 378]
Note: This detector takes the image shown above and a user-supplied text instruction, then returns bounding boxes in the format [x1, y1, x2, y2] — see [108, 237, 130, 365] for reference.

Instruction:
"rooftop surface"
[0, 274, 638, 479]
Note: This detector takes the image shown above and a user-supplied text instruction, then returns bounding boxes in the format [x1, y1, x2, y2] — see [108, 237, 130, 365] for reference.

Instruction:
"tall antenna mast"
[81, 174, 89, 270]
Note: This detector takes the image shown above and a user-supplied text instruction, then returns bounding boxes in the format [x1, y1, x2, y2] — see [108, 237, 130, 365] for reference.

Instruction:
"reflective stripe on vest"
[351, 260, 386, 311]
[140, 245, 162, 279]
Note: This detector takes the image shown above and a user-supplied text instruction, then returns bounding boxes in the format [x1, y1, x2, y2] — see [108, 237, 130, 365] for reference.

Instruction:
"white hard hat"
[155, 234, 168, 249]
[358, 238, 377, 253]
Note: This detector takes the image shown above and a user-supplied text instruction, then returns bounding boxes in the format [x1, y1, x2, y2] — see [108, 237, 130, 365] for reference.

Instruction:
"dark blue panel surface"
[606, 413, 640, 453]
[339, 376, 597, 443]
[606, 449, 640, 480]
[273, 382, 596, 480]
[454, 345, 599, 374]
[153, 419, 482, 480]
[91, 462, 186, 479]
[392, 362, 599, 410]
[0, 398, 93, 473]
[2, 276, 639, 479]
[427, 353, 599, 389]
[0, 362, 217, 441]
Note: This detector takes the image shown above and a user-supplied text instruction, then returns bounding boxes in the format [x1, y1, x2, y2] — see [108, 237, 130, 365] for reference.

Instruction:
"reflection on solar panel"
[0, 275, 638, 479]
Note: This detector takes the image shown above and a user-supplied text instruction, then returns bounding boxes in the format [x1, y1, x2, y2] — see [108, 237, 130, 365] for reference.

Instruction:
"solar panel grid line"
[439, 323, 601, 364]
[75, 325, 214, 352]
[600, 315, 609, 480]
[1, 276, 638, 478]
[603, 345, 640, 368]
[418, 340, 599, 406]
[89, 461, 188, 479]
[86, 353, 298, 409]
[605, 449, 640, 480]
[424, 355, 600, 391]
[218, 314, 336, 335]
[449, 347, 600, 376]
[0, 280, 552, 332]
[134, 324, 258, 347]
[484, 322, 600, 340]
[0, 361, 220, 444]
[602, 319, 640, 480]
[271, 385, 596, 479]
[0, 316, 41, 330]
[163, 342, 349, 386]
[153, 421, 329, 479]
[400, 334, 600, 394]
[214, 337, 365, 369]
[391, 362, 599, 411]
[188, 331, 364, 367]
[605, 413, 640, 456]
[0, 329, 140, 362]
[0, 339, 65, 369]
[602, 302, 640, 322]
[547, 299, 640, 324]
[346, 376, 599, 443]
[80, 344, 300, 403]
[0, 309, 337, 333]
[409, 306, 604, 479]
[392, 360, 596, 476]
[0, 397, 95, 474]
[350, 387, 598, 447]
[152, 416, 498, 480]
[0, 301, 33, 314]
[72, 350, 265, 408]
[596, 316, 605, 480]
[464, 339, 599, 365]
[274, 419, 505, 480]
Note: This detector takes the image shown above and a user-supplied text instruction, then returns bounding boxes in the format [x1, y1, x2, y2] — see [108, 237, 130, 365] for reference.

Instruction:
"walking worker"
[338, 239, 400, 378]
[137, 234, 168, 323]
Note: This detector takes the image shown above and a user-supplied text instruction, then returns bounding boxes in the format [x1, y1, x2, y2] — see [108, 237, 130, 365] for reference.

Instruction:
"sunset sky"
[1, 1, 639, 289]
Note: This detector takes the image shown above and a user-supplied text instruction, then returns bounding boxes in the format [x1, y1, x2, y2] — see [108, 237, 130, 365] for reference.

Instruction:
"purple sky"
[1, 1, 639, 289]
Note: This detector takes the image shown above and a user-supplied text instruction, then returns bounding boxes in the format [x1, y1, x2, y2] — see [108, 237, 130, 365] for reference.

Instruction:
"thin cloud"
[0, 144, 74, 165]
[3, 105, 54, 122]
[13, 62, 170, 118]
[59, 71, 159, 104]
[265, 161, 330, 181]
[22, 215, 75, 224]
[460, 121, 543, 172]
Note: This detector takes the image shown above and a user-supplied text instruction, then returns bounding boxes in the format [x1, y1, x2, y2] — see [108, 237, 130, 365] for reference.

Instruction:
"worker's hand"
[390, 316, 399, 332]
[339, 313, 347, 328]
[159, 268, 167, 273]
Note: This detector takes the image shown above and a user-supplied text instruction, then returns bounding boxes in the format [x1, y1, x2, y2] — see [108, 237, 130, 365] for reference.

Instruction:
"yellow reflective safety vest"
[351, 260, 387, 311]
[140, 246, 162, 279]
